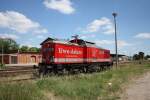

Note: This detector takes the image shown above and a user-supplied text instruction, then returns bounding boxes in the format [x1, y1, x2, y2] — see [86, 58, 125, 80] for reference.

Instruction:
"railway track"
[0, 65, 37, 77]
[1, 61, 149, 82]
[1, 77, 37, 83]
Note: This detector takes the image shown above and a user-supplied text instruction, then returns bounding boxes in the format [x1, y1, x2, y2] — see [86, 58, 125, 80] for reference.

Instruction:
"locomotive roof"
[40, 37, 55, 45]
[69, 39, 104, 48]
[41, 37, 106, 50]
[40, 37, 68, 45]
[40, 37, 78, 46]
[69, 39, 95, 44]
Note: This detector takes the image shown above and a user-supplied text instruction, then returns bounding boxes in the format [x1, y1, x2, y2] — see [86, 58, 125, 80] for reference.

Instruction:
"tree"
[133, 52, 146, 61]
[29, 47, 40, 52]
[133, 54, 139, 60]
[20, 46, 29, 52]
[19, 46, 40, 52]
[0, 38, 40, 53]
[0, 38, 19, 53]
[139, 52, 144, 60]
[145, 55, 150, 60]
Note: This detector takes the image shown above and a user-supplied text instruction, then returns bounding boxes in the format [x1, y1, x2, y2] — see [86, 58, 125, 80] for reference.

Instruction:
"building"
[110, 54, 129, 62]
[0, 52, 42, 65]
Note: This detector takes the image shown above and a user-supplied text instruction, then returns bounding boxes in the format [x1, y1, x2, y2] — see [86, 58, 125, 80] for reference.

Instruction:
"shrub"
[0, 63, 6, 69]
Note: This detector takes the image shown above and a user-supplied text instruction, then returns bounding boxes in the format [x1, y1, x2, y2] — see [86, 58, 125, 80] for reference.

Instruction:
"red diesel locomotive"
[38, 37, 113, 75]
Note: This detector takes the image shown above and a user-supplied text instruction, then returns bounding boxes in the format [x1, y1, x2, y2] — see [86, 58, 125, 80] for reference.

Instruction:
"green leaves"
[0, 38, 19, 53]
[0, 63, 6, 69]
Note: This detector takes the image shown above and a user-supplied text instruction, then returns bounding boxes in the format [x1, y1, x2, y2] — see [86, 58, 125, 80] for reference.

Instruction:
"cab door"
[42, 43, 54, 64]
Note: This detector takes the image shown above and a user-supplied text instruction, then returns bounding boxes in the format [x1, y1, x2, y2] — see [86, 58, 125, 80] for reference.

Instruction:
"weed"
[0, 82, 45, 100]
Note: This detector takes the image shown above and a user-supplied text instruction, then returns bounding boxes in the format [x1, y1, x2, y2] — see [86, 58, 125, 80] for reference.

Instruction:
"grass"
[0, 82, 45, 100]
[36, 62, 150, 100]
[0, 62, 150, 100]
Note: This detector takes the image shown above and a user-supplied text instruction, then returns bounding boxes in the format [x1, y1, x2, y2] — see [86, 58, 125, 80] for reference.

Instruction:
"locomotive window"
[43, 48, 54, 52]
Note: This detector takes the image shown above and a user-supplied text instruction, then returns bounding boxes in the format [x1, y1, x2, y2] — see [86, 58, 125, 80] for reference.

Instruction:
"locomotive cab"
[40, 37, 55, 64]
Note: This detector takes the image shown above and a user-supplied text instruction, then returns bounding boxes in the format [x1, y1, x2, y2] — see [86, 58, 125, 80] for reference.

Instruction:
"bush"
[0, 63, 6, 69]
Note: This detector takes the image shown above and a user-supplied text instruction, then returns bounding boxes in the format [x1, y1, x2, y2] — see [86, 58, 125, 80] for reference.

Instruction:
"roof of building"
[0, 52, 41, 56]
[2, 50, 40, 54]
[18, 52, 40, 54]
[110, 54, 126, 57]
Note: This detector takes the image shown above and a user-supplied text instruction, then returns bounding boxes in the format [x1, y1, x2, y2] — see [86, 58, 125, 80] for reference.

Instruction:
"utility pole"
[2, 44, 3, 64]
[1, 39, 4, 64]
[112, 12, 118, 68]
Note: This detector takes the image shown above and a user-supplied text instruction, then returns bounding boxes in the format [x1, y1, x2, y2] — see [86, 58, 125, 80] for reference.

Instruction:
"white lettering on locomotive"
[58, 48, 82, 55]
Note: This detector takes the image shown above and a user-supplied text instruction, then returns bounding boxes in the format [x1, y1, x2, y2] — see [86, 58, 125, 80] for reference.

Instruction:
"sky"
[0, 0, 150, 56]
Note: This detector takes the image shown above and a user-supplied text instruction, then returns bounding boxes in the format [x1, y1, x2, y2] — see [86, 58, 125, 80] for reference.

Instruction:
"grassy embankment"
[0, 62, 150, 100]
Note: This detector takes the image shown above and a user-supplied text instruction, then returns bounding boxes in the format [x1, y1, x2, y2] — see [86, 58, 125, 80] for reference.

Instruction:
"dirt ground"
[121, 72, 150, 100]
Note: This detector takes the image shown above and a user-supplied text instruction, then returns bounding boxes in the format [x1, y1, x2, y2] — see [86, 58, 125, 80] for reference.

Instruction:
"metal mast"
[112, 12, 118, 68]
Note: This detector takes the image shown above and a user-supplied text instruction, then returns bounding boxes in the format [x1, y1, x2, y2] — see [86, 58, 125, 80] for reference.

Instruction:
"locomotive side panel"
[85, 47, 111, 63]
[54, 43, 84, 64]
[41, 43, 111, 64]
[103, 50, 110, 59]
[97, 49, 111, 62]
[86, 47, 99, 62]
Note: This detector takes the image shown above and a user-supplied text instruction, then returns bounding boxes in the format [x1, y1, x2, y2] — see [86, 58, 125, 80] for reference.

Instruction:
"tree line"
[133, 52, 150, 60]
[0, 38, 40, 53]
[0, 38, 150, 60]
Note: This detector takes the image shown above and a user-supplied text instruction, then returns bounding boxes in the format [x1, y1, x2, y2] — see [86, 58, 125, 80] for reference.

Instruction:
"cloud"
[81, 17, 114, 34]
[33, 29, 48, 34]
[43, 0, 75, 14]
[37, 35, 45, 39]
[118, 40, 131, 47]
[94, 40, 114, 46]
[20, 41, 40, 48]
[94, 40, 131, 48]
[20, 44, 33, 48]
[0, 11, 48, 34]
[0, 33, 19, 40]
[135, 33, 150, 39]
[80, 34, 96, 39]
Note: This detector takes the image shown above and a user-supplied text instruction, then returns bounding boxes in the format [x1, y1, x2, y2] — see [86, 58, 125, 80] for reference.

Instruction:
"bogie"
[38, 62, 112, 76]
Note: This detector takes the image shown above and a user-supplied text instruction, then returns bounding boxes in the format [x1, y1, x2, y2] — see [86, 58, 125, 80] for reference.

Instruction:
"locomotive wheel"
[82, 67, 87, 73]
[39, 66, 48, 77]
[63, 68, 69, 75]
[56, 68, 68, 75]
